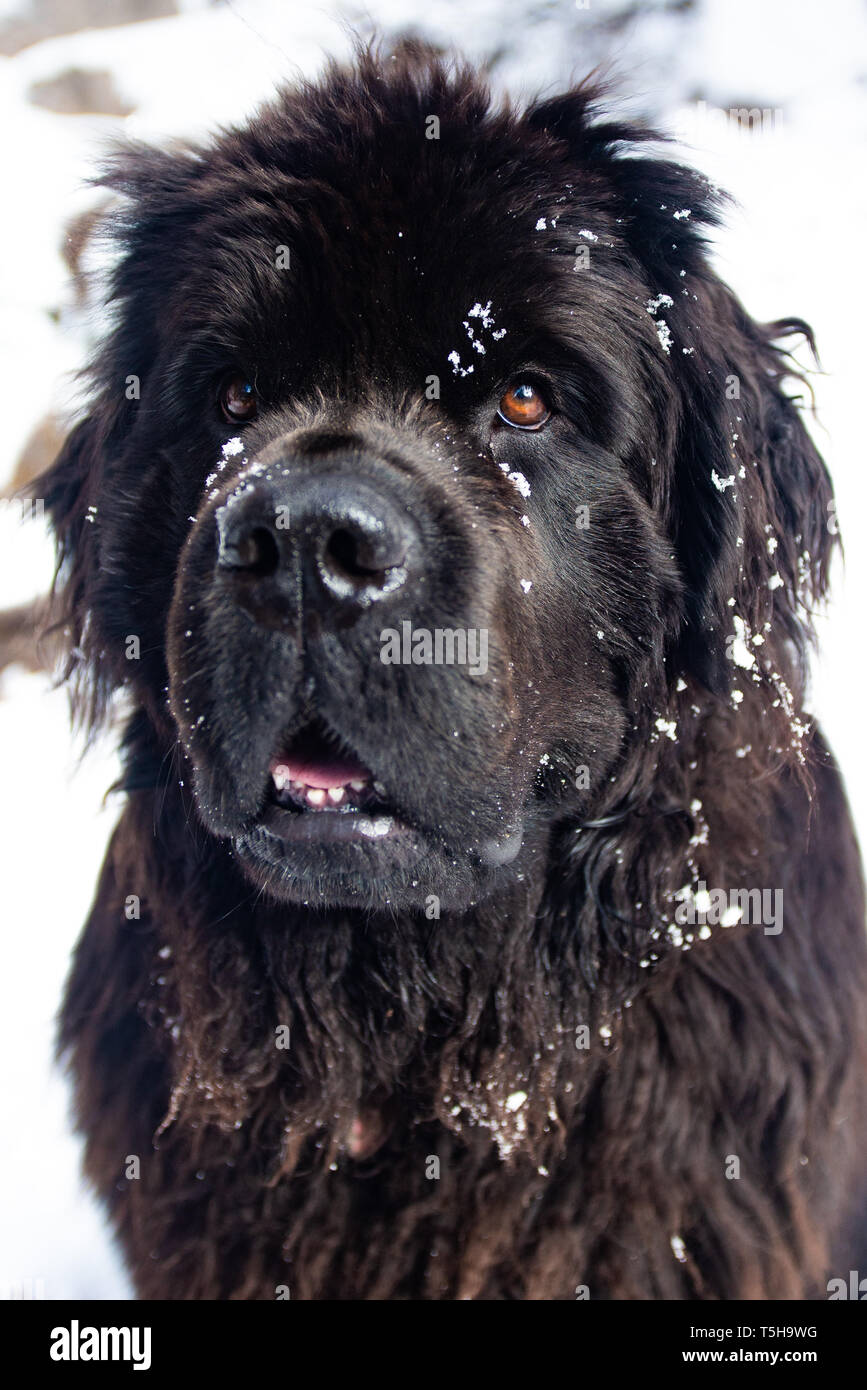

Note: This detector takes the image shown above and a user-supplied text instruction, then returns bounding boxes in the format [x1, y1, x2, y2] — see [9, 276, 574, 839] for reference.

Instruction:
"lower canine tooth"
[306, 788, 327, 807]
[328, 786, 345, 804]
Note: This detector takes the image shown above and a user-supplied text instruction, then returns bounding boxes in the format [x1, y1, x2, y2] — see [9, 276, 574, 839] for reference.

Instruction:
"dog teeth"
[272, 770, 379, 809]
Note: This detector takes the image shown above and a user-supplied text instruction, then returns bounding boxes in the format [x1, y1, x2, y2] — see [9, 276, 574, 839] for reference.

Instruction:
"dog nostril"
[326, 527, 385, 581]
[322, 524, 404, 591]
[223, 526, 280, 576]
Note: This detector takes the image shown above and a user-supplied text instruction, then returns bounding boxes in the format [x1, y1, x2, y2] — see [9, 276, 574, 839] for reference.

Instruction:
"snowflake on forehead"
[448, 301, 507, 375]
[467, 301, 495, 329]
[447, 349, 473, 377]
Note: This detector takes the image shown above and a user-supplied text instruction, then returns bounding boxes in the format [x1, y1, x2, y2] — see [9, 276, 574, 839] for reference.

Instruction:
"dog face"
[41, 48, 833, 916]
[156, 128, 681, 913]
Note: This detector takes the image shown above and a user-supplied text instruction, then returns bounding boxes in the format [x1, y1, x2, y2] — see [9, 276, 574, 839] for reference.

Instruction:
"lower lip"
[259, 801, 407, 844]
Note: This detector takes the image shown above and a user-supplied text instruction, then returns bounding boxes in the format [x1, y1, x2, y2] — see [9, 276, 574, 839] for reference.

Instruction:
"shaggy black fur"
[40, 42, 867, 1299]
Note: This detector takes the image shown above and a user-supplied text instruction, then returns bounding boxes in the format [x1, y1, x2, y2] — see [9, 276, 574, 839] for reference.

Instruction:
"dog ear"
[598, 146, 835, 697]
[32, 410, 117, 728]
[31, 144, 205, 729]
[529, 90, 835, 698]
[669, 284, 834, 698]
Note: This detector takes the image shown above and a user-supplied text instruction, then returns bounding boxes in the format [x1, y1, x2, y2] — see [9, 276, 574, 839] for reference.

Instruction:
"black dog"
[42, 42, 867, 1298]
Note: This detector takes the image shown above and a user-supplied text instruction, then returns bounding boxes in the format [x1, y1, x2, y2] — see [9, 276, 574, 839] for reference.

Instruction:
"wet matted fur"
[40, 43, 867, 1299]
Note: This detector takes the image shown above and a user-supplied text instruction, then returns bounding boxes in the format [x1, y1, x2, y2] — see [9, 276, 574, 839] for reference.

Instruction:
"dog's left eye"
[219, 372, 258, 422]
[497, 382, 551, 430]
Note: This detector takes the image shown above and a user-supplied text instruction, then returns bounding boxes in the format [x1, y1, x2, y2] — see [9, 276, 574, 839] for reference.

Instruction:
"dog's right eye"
[219, 372, 258, 422]
[497, 381, 551, 430]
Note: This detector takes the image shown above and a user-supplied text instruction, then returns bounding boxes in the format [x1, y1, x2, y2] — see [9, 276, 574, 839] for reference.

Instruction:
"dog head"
[39, 44, 834, 918]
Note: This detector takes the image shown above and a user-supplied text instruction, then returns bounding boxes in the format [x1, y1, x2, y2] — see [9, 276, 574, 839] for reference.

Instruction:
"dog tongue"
[272, 753, 369, 789]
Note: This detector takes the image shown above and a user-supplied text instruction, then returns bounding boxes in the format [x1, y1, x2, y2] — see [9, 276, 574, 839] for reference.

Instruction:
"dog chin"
[228, 793, 534, 912]
[229, 821, 496, 912]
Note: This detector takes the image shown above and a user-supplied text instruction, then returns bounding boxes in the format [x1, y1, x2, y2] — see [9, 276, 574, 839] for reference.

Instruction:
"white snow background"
[1, 0, 865, 1298]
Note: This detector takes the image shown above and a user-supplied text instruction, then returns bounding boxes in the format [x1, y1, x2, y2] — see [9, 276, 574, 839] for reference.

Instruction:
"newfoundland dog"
[40, 42, 867, 1299]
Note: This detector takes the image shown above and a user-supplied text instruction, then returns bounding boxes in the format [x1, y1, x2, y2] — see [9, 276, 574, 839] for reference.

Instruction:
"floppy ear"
[600, 147, 835, 696]
[670, 284, 834, 697]
[31, 144, 205, 730]
[32, 405, 121, 729]
[528, 89, 835, 698]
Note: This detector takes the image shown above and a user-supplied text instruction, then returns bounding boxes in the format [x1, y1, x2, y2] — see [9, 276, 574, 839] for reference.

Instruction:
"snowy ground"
[1, 0, 865, 1299]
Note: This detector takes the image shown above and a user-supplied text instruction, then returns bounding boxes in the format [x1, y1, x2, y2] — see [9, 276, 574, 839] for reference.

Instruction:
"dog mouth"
[232, 716, 526, 897]
[260, 720, 402, 841]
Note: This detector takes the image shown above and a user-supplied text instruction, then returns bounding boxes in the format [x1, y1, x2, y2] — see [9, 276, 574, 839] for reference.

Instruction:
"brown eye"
[497, 381, 550, 430]
[219, 372, 257, 422]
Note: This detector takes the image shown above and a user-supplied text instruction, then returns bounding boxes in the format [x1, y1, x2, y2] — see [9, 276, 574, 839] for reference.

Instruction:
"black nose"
[217, 472, 418, 615]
